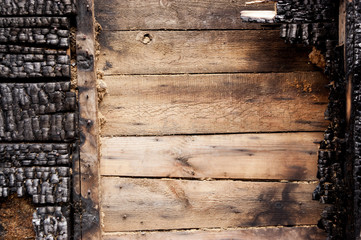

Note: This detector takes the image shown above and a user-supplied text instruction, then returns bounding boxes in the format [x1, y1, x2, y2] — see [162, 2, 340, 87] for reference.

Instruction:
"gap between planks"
[99, 27, 280, 32]
[102, 70, 322, 77]
[100, 130, 324, 138]
[100, 175, 319, 184]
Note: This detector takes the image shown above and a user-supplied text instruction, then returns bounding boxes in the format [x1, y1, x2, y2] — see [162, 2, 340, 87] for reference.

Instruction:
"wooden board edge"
[102, 226, 326, 240]
[99, 132, 322, 181]
[76, 0, 101, 239]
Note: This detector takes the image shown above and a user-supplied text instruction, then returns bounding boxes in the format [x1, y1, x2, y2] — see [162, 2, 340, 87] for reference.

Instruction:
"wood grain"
[100, 72, 328, 136]
[76, 0, 101, 239]
[95, 0, 275, 31]
[98, 30, 316, 75]
[102, 226, 326, 240]
[101, 132, 322, 180]
[101, 178, 324, 232]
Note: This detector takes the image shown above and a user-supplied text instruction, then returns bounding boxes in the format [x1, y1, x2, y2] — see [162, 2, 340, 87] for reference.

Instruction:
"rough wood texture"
[0, 45, 67, 54]
[95, 0, 275, 30]
[0, 53, 70, 78]
[75, 0, 101, 239]
[98, 30, 315, 75]
[101, 132, 322, 180]
[0, 0, 76, 15]
[33, 206, 70, 240]
[0, 143, 71, 166]
[0, 82, 76, 114]
[102, 226, 326, 240]
[0, 82, 76, 141]
[0, 17, 69, 28]
[0, 165, 70, 203]
[0, 28, 70, 47]
[100, 72, 328, 136]
[101, 178, 324, 231]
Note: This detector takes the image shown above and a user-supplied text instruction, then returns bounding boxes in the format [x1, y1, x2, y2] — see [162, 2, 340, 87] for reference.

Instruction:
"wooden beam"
[95, 0, 275, 31]
[102, 226, 326, 240]
[100, 132, 322, 180]
[98, 30, 316, 75]
[100, 72, 328, 136]
[75, 0, 101, 239]
[101, 178, 325, 231]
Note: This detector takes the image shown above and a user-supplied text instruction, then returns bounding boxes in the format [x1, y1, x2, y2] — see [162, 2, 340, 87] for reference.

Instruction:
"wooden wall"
[95, 1, 329, 239]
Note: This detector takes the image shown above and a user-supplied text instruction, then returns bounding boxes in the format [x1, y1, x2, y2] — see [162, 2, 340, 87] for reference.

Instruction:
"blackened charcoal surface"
[0, 143, 71, 166]
[275, 0, 338, 23]
[0, 28, 70, 48]
[263, 1, 350, 239]
[0, 112, 76, 142]
[0, 166, 70, 203]
[0, 53, 70, 78]
[0, 17, 69, 28]
[0, 0, 76, 16]
[33, 206, 70, 240]
[0, 82, 76, 114]
[0, 45, 67, 54]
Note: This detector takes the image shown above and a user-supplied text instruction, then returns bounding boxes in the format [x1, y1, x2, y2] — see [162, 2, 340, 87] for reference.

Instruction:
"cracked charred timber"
[0, 0, 79, 239]
[242, 0, 361, 239]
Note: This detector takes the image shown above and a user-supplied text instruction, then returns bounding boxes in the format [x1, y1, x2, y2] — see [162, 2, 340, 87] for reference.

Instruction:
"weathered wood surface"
[102, 226, 326, 240]
[95, 0, 275, 30]
[75, 0, 101, 239]
[101, 132, 322, 180]
[101, 178, 324, 231]
[100, 72, 328, 136]
[98, 30, 315, 75]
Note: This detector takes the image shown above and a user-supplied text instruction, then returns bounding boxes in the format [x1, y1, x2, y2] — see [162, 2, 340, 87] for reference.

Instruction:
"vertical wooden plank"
[76, 0, 101, 239]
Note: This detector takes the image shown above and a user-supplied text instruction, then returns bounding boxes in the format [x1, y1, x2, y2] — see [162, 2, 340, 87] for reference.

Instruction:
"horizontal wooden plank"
[103, 226, 326, 240]
[100, 72, 328, 136]
[101, 133, 322, 180]
[98, 30, 315, 75]
[101, 178, 324, 231]
[95, 0, 275, 30]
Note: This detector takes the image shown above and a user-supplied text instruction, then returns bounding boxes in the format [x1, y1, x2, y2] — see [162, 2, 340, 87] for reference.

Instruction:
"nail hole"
[142, 34, 152, 44]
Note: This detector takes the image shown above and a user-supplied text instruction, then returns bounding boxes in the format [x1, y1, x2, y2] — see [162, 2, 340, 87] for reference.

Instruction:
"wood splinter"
[245, 0, 275, 5]
[240, 10, 276, 23]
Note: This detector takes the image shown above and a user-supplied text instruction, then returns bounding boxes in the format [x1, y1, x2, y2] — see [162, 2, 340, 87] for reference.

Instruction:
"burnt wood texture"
[275, 1, 348, 239]
[243, 0, 361, 239]
[0, 0, 77, 239]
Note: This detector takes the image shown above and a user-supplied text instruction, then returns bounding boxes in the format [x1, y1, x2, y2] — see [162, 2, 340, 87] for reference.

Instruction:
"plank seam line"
[102, 224, 320, 234]
[100, 176, 318, 184]
[101, 131, 325, 138]
[100, 27, 280, 32]
[102, 71, 322, 77]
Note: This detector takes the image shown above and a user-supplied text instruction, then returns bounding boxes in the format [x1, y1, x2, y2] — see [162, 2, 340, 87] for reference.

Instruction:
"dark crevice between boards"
[242, 0, 361, 239]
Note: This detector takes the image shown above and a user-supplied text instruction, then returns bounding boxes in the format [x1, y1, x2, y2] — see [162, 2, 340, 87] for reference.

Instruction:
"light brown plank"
[101, 133, 322, 180]
[98, 30, 315, 75]
[102, 226, 326, 240]
[101, 178, 324, 232]
[100, 72, 328, 136]
[76, 0, 101, 239]
[95, 0, 275, 31]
